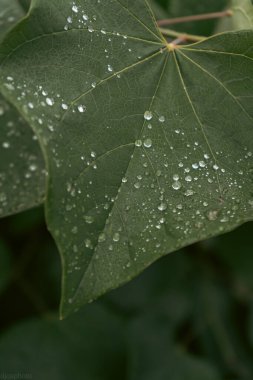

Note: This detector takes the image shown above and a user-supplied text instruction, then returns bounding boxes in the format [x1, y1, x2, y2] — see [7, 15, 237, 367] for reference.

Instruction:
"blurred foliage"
[0, 207, 253, 379]
[0, 0, 253, 378]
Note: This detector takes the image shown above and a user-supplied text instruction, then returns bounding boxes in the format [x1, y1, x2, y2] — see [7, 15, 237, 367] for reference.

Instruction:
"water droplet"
[107, 64, 113, 72]
[172, 181, 181, 190]
[2, 142, 10, 149]
[144, 111, 153, 120]
[143, 138, 152, 148]
[46, 97, 54, 106]
[134, 182, 141, 189]
[61, 103, 68, 110]
[207, 210, 218, 221]
[135, 139, 142, 147]
[113, 232, 120, 242]
[159, 115, 165, 123]
[72, 5, 78, 13]
[98, 233, 106, 243]
[29, 164, 37, 171]
[78, 105, 86, 113]
[185, 175, 192, 182]
[84, 215, 94, 224]
[185, 189, 194, 196]
[158, 202, 167, 211]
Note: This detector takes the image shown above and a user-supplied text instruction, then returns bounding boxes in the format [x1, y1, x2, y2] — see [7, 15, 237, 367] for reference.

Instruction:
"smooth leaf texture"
[0, 304, 126, 380]
[0, 240, 12, 294]
[0, 0, 24, 37]
[0, 0, 253, 317]
[0, 0, 46, 217]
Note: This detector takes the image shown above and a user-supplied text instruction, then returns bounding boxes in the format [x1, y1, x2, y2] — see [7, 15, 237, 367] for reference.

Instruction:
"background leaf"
[0, 207, 253, 378]
[0, 304, 126, 380]
[216, 0, 253, 33]
[0, 239, 12, 295]
[0, 0, 253, 317]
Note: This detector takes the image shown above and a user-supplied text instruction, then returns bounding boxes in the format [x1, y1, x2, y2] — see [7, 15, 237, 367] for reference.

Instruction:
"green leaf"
[216, 0, 253, 33]
[0, 240, 12, 294]
[0, 1, 253, 318]
[0, 95, 46, 216]
[128, 312, 222, 380]
[0, 0, 46, 217]
[0, 304, 126, 380]
[0, 0, 24, 37]
[18, 0, 31, 13]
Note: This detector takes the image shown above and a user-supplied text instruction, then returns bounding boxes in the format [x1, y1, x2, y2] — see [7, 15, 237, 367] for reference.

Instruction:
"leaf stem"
[157, 10, 233, 27]
[159, 28, 205, 42]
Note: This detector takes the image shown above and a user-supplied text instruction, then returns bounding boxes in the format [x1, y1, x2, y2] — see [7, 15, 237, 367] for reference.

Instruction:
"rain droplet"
[172, 181, 181, 190]
[72, 5, 78, 13]
[84, 215, 94, 224]
[61, 103, 68, 110]
[78, 105, 86, 113]
[144, 111, 153, 121]
[185, 175, 192, 182]
[46, 97, 54, 106]
[98, 233, 106, 243]
[113, 232, 120, 242]
[2, 142, 10, 149]
[135, 139, 142, 147]
[143, 138, 152, 148]
[207, 210, 218, 221]
[158, 202, 167, 211]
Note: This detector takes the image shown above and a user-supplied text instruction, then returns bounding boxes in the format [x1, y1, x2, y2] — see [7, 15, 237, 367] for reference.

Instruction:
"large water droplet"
[144, 111, 153, 120]
[143, 138, 152, 148]
[172, 181, 181, 190]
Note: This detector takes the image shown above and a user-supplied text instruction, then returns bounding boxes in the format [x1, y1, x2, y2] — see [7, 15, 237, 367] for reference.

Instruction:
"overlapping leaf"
[216, 0, 253, 33]
[0, 0, 45, 217]
[0, 0, 252, 317]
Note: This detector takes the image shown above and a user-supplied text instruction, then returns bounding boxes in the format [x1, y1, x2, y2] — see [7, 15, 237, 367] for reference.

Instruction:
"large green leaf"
[0, 0, 46, 217]
[0, 0, 253, 317]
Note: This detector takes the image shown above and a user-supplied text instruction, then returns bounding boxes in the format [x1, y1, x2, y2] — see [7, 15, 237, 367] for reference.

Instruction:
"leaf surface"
[0, 0, 252, 317]
[0, 0, 45, 217]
